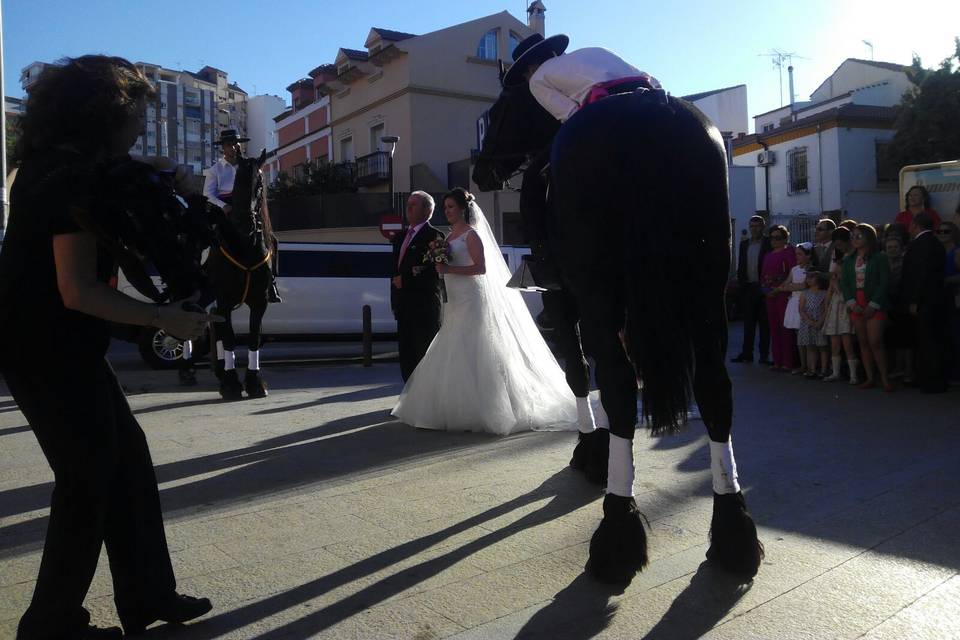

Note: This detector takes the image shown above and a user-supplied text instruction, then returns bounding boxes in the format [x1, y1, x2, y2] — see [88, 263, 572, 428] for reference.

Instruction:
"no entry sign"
[379, 214, 403, 240]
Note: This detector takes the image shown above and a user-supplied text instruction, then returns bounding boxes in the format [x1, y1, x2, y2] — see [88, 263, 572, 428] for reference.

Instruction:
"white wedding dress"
[391, 203, 577, 435]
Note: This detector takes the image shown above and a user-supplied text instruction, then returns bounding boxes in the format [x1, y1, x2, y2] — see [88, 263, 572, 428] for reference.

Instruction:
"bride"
[392, 187, 578, 435]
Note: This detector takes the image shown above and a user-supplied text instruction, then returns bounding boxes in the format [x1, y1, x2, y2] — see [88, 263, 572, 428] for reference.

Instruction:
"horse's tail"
[620, 94, 731, 436]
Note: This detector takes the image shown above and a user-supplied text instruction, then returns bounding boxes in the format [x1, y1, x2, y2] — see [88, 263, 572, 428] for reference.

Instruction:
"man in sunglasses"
[732, 215, 772, 364]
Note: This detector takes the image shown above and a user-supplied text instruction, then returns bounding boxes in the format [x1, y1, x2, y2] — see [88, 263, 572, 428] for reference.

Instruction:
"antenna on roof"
[863, 40, 874, 60]
[758, 49, 809, 107]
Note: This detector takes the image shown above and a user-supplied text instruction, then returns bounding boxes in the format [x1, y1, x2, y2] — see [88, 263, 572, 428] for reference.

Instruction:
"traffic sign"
[379, 214, 403, 240]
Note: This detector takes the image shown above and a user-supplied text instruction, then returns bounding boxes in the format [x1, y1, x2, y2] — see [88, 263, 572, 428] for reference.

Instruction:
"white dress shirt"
[203, 158, 236, 209]
[529, 47, 656, 123]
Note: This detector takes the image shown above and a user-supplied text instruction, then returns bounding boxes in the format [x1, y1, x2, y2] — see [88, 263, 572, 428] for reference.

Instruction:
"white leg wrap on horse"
[216, 341, 224, 360]
[590, 393, 611, 430]
[223, 350, 235, 371]
[709, 438, 741, 495]
[182, 340, 193, 360]
[606, 434, 635, 497]
[576, 396, 596, 433]
[248, 350, 260, 371]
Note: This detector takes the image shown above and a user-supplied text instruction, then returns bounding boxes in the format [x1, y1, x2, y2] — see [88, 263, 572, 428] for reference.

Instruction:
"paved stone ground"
[1, 328, 958, 639]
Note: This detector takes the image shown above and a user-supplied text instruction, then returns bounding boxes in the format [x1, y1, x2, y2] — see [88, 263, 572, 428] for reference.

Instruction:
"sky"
[3, 0, 959, 132]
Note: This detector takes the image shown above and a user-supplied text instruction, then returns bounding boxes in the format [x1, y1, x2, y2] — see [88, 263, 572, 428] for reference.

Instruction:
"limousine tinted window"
[280, 249, 396, 278]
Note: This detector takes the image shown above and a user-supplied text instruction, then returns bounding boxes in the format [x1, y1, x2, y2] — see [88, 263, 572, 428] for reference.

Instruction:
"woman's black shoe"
[122, 593, 212, 635]
[730, 354, 753, 363]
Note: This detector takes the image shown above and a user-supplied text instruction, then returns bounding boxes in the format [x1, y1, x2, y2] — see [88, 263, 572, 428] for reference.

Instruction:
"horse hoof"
[706, 492, 764, 578]
[219, 370, 244, 401]
[570, 429, 609, 486]
[587, 494, 648, 584]
[244, 371, 268, 398]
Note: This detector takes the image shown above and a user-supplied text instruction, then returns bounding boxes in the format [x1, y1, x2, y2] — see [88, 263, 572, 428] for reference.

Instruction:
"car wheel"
[137, 328, 211, 369]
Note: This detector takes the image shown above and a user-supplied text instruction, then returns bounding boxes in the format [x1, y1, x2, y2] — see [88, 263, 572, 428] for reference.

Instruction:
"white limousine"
[119, 241, 543, 368]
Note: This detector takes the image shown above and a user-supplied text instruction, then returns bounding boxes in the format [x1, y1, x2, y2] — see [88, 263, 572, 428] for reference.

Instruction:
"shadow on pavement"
[511, 572, 622, 639]
[249, 384, 399, 416]
[0, 424, 31, 436]
[143, 470, 599, 640]
[640, 562, 751, 639]
[0, 411, 567, 558]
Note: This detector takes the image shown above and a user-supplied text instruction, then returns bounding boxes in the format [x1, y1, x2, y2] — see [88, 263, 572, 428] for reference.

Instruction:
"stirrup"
[507, 254, 561, 292]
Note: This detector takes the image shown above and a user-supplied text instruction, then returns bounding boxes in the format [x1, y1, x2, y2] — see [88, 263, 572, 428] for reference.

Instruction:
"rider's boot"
[268, 277, 282, 304]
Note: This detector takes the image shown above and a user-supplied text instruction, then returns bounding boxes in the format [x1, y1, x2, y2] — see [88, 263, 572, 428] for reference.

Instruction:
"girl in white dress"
[392, 188, 578, 435]
[782, 242, 813, 373]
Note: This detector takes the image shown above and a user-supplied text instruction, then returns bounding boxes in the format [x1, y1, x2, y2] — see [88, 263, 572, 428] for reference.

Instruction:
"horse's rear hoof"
[706, 491, 764, 578]
[219, 369, 244, 401]
[587, 494, 648, 584]
[244, 370, 268, 398]
[570, 429, 608, 486]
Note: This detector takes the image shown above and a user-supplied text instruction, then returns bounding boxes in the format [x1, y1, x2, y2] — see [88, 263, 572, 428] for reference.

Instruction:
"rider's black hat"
[214, 129, 250, 145]
[502, 33, 569, 87]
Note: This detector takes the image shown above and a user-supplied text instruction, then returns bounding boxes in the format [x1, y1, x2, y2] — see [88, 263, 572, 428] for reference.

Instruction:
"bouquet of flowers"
[423, 237, 451, 302]
[423, 238, 452, 265]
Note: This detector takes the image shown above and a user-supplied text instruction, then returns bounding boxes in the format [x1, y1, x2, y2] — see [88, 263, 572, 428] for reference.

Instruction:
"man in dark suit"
[731, 215, 772, 363]
[392, 191, 443, 381]
[903, 211, 948, 393]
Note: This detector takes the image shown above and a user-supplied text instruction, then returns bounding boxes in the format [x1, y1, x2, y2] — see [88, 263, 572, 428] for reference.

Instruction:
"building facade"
[732, 59, 912, 227]
[265, 64, 337, 186]
[302, 12, 534, 194]
[246, 94, 287, 157]
[19, 60, 249, 177]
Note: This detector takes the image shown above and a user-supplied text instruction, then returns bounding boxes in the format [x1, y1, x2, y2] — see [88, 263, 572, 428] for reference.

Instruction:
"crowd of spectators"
[732, 185, 960, 394]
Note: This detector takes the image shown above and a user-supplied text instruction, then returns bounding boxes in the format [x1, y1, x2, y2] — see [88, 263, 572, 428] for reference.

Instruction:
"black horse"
[204, 149, 273, 400]
[473, 81, 763, 584]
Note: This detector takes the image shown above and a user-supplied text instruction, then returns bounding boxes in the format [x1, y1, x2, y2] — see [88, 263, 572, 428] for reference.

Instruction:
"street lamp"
[381, 135, 400, 217]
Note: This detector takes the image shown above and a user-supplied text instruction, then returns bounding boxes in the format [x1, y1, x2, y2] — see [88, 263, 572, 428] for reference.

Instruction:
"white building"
[732, 59, 912, 229]
[246, 95, 286, 156]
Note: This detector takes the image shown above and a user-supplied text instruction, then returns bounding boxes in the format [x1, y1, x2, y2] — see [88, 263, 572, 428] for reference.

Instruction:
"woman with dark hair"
[0, 56, 215, 639]
[392, 187, 579, 434]
[842, 223, 892, 391]
[895, 185, 941, 230]
[760, 224, 797, 371]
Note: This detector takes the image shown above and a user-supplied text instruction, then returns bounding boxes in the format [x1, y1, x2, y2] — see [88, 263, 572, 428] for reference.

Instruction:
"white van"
[121, 241, 543, 368]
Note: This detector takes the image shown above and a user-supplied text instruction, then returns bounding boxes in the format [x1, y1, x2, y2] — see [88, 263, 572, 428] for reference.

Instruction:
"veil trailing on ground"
[466, 200, 577, 430]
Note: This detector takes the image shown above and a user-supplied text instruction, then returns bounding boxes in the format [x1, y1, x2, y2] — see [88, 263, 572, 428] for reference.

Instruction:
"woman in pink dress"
[761, 225, 798, 370]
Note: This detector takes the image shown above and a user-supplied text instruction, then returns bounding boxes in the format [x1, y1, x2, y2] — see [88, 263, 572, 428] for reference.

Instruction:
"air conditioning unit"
[757, 150, 777, 166]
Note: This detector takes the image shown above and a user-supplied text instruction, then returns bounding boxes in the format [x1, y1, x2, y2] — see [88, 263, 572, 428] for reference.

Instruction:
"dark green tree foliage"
[267, 161, 358, 201]
[6, 118, 20, 168]
[885, 38, 960, 168]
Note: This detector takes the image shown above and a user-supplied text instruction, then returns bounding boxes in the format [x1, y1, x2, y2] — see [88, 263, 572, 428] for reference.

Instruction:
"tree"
[267, 161, 358, 201]
[6, 117, 20, 169]
[884, 38, 960, 169]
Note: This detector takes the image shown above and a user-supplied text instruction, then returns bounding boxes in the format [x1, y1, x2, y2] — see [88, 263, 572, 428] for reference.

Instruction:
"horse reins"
[218, 245, 272, 309]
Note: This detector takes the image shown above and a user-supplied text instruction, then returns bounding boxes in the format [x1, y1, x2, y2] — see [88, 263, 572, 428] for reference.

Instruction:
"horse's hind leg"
[243, 302, 268, 398]
[692, 292, 764, 577]
[215, 306, 243, 401]
[577, 291, 648, 584]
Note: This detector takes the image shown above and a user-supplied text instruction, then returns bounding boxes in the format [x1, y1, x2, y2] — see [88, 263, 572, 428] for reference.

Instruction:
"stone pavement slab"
[1, 331, 958, 638]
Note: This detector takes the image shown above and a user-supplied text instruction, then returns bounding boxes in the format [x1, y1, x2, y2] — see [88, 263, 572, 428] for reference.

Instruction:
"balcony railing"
[355, 150, 390, 186]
